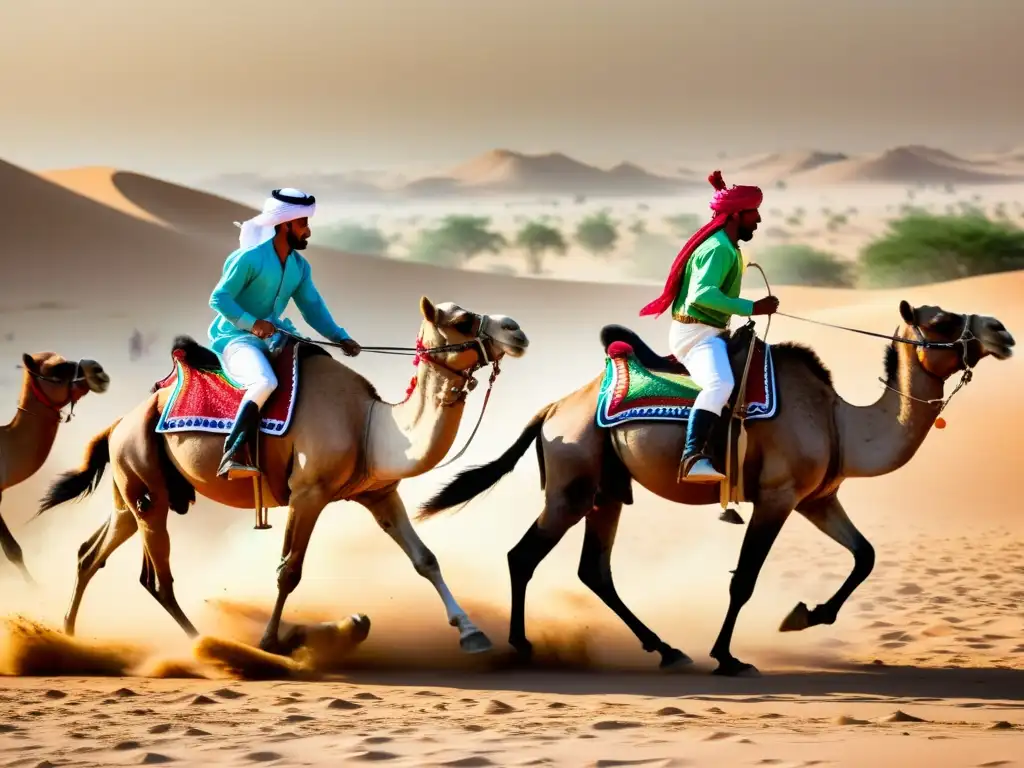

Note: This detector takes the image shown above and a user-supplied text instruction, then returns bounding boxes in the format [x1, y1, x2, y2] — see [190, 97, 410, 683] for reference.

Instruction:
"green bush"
[406, 215, 506, 267]
[756, 244, 855, 288]
[860, 212, 1024, 287]
[574, 212, 619, 256]
[515, 220, 567, 274]
[315, 223, 389, 256]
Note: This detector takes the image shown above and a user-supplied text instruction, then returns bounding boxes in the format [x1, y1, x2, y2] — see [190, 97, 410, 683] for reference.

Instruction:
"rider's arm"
[687, 245, 755, 317]
[209, 249, 260, 331]
[292, 258, 352, 342]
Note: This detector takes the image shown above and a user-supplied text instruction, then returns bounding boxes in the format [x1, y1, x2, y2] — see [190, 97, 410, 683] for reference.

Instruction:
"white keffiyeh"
[234, 188, 317, 250]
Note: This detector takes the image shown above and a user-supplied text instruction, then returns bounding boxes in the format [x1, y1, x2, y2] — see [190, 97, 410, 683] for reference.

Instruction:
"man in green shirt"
[639, 171, 779, 483]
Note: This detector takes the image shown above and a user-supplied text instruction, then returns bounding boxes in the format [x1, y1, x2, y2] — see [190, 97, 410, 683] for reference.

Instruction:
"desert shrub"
[574, 211, 619, 256]
[860, 212, 1024, 287]
[405, 215, 506, 267]
[515, 220, 568, 274]
[756, 244, 855, 288]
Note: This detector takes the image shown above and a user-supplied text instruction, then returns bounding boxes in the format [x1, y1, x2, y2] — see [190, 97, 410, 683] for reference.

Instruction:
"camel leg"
[780, 494, 876, 632]
[134, 499, 198, 638]
[578, 501, 693, 670]
[0, 494, 34, 584]
[65, 493, 139, 635]
[258, 483, 330, 653]
[361, 489, 492, 653]
[709, 489, 794, 677]
[507, 480, 591, 660]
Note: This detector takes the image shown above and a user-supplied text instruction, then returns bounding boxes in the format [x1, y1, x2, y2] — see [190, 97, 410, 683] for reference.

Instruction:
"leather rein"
[275, 314, 501, 469]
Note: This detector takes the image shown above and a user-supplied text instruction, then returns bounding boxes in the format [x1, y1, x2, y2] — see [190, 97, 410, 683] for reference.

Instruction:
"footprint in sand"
[212, 688, 246, 700]
[326, 699, 363, 711]
[245, 751, 285, 762]
[184, 728, 211, 737]
[835, 715, 869, 725]
[189, 695, 216, 706]
[883, 710, 927, 723]
[43, 690, 67, 700]
[482, 700, 517, 715]
[354, 692, 383, 701]
[347, 750, 400, 762]
[592, 720, 643, 731]
[140, 754, 176, 764]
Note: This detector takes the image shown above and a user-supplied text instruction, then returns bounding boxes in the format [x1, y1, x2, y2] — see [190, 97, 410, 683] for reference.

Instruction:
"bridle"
[747, 261, 979, 417]
[19, 360, 86, 423]
[878, 312, 977, 414]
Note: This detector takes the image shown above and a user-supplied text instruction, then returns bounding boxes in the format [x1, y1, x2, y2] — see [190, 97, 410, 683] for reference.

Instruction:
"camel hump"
[599, 324, 688, 374]
[170, 335, 222, 371]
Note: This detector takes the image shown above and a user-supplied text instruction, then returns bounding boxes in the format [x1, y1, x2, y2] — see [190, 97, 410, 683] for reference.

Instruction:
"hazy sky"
[2, 0, 1021, 180]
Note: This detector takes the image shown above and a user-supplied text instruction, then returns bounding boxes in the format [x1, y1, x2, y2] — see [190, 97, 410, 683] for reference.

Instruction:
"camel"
[36, 297, 528, 655]
[1, 352, 110, 582]
[416, 300, 1014, 676]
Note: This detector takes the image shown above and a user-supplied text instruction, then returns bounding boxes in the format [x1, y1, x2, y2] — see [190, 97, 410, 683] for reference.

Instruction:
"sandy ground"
[1, 160, 1022, 766]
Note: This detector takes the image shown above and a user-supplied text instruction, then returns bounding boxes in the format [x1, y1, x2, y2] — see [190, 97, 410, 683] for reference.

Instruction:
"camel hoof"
[719, 508, 745, 525]
[712, 659, 760, 677]
[460, 630, 493, 654]
[659, 648, 694, 671]
[779, 602, 812, 633]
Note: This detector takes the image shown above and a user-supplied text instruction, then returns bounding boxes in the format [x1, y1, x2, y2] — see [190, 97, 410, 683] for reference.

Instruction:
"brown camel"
[37, 297, 528, 654]
[416, 300, 1014, 676]
[1, 352, 110, 582]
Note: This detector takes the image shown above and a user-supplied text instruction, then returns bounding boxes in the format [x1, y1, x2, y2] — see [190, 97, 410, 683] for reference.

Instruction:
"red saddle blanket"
[153, 341, 300, 437]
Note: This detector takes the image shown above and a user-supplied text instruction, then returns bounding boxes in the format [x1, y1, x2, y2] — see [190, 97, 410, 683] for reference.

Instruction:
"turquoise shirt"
[208, 239, 350, 358]
[671, 229, 755, 329]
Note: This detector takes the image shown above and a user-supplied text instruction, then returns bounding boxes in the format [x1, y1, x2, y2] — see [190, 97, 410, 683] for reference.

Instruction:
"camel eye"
[452, 317, 475, 335]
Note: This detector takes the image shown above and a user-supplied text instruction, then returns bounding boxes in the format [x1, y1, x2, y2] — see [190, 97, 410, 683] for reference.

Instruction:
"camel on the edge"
[416, 301, 1014, 676]
[1, 352, 110, 582]
[37, 298, 528, 654]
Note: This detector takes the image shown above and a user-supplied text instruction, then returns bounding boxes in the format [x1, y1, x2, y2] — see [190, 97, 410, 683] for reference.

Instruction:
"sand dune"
[735, 149, 849, 183]
[1, 158, 1022, 767]
[794, 144, 1024, 185]
[405, 149, 692, 197]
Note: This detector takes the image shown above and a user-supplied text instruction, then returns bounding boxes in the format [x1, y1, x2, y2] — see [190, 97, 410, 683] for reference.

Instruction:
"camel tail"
[36, 420, 120, 516]
[416, 404, 553, 521]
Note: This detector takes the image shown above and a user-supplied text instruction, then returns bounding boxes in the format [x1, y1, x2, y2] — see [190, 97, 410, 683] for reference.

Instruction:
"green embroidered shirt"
[671, 229, 755, 329]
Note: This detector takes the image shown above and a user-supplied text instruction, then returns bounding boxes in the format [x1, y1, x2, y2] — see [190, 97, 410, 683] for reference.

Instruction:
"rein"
[274, 321, 502, 469]
[746, 262, 976, 416]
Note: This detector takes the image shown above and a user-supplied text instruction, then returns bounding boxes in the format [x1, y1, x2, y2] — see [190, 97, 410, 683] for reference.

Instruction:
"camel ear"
[21, 353, 39, 374]
[899, 300, 916, 325]
[419, 296, 437, 323]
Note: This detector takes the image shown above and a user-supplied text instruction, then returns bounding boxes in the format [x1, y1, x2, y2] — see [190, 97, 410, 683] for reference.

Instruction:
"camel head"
[20, 352, 111, 410]
[898, 300, 1015, 379]
[418, 297, 529, 371]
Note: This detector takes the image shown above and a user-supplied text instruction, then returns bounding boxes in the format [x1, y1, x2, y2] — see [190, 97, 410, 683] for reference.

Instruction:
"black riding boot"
[678, 408, 726, 484]
[217, 400, 261, 479]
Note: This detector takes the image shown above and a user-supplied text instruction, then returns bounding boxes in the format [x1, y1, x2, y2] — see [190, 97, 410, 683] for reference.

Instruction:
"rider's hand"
[251, 320, 277, 339]
[751, 296, 780, 316]
[338, 338, 361, 357]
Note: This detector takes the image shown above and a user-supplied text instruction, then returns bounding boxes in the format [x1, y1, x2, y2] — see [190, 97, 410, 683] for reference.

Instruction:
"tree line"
[315, 207, 1024, 289]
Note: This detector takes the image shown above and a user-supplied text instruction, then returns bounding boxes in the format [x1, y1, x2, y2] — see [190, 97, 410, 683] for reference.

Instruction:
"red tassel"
[708, 170, 727, 191]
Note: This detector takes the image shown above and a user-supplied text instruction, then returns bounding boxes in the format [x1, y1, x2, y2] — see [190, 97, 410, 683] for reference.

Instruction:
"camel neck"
[0, 377, 63, 490]
[371, 351, 468, 481]
[839, 342, 945, 478]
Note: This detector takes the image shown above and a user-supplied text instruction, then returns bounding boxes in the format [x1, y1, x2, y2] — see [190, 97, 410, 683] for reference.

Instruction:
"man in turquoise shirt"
[209, 188, 360, 479]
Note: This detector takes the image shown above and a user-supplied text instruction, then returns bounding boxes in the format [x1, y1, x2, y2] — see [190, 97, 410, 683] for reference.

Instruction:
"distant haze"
[1, 0, 1022, 182]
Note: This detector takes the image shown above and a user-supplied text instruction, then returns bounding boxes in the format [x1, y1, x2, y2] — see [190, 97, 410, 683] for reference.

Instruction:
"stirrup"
[677, 455, 725, 484]
[217, 454, 260, 480]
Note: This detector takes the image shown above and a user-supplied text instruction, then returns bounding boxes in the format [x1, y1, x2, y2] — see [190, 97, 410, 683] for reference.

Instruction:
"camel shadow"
[338, 663, 1024, 706]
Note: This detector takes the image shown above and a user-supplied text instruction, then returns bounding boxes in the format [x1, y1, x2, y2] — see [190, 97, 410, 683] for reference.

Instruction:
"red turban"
[639, 170, 763, 318]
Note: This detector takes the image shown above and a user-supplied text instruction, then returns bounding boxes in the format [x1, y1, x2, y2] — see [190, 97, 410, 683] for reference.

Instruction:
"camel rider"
[639, 170, 779, 484]
[208, 187, 361, 480]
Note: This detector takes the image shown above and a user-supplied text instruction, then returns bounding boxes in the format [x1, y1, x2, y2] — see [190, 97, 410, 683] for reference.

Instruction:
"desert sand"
[0, 157, 1022, 766]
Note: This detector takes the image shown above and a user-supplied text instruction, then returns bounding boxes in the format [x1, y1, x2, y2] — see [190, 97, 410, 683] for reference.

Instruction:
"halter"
[879, 312, 976, 414]
[20, 360, 86, 423]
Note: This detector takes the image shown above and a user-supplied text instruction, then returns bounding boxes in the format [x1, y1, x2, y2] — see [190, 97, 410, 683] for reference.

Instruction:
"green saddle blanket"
[595, 342, 777, 428]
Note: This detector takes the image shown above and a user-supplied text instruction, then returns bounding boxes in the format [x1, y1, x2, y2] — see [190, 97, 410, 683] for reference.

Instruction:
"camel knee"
[411, 548, 440, 579]
[277, 560, 303, 595]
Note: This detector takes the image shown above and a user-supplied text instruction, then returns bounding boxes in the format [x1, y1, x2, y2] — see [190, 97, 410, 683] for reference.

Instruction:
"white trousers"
[668, 321, 734, 416]
[222, 339, 278, 410]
